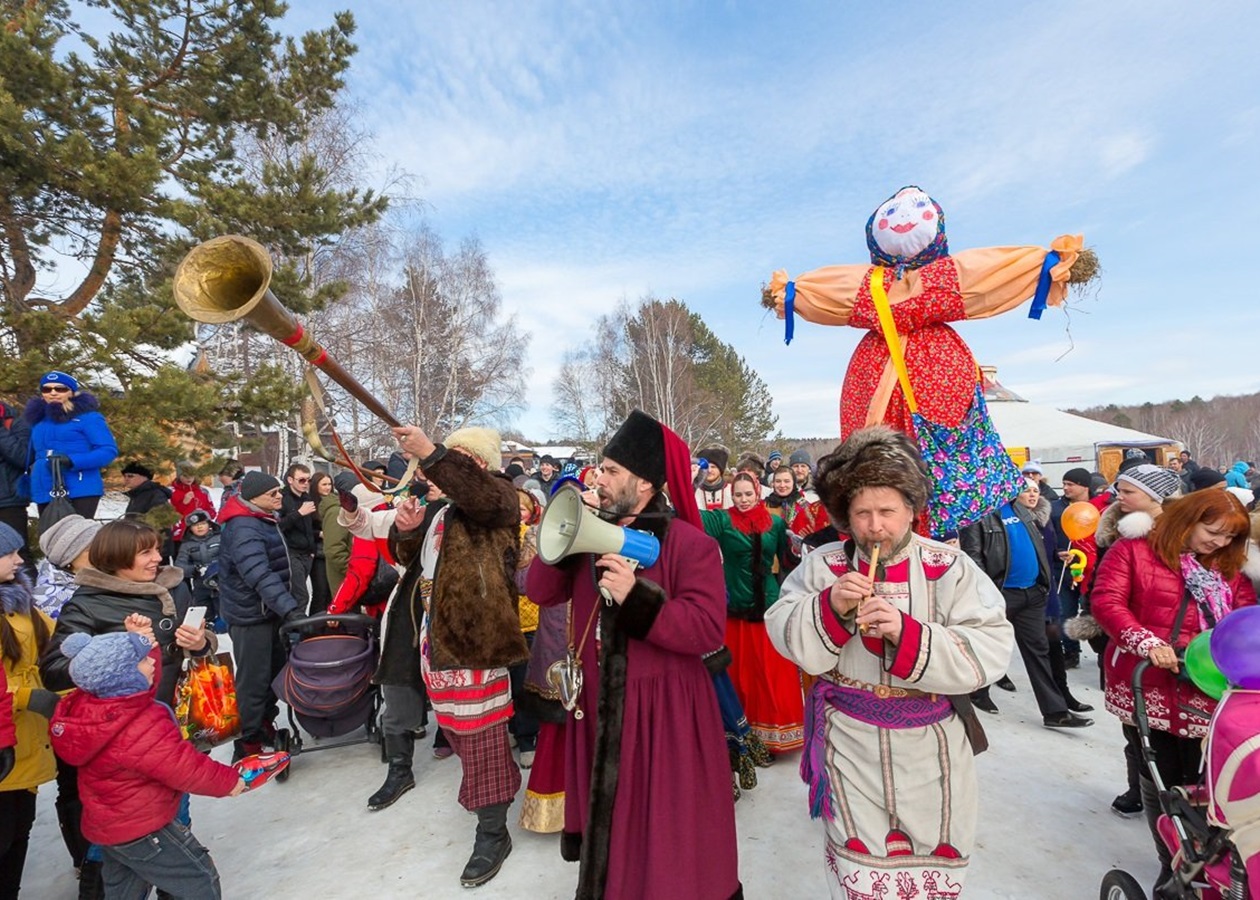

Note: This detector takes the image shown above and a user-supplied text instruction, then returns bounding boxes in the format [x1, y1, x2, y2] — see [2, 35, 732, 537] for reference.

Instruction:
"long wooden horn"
[173, 235, 400, 428]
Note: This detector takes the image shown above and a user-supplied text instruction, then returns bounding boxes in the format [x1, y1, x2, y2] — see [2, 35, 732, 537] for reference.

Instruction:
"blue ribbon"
[784, 281, 796, 345]
[1028, 250, 1060, 320]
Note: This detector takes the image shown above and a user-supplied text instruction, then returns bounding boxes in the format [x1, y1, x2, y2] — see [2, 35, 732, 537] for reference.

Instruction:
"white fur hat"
[444, 427, 501, 471]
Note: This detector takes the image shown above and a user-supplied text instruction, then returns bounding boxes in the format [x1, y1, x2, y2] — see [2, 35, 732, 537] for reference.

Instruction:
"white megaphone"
[537, 484, 660, 597]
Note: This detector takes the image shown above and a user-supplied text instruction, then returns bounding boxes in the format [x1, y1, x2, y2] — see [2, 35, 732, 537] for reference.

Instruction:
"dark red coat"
[48, 649, 240, 845]
[1091, 538, 1256, 738]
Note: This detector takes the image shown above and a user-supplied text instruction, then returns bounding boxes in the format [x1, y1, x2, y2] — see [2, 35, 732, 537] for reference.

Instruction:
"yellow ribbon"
[867, 267, 918, 414]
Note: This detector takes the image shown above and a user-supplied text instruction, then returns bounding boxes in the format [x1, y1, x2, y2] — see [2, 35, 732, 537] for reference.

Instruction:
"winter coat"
[319, 492, 351, 595]
[49, 647, 240, 846]
[396, 446, 527, 670]
[278, 488, 316, 555]
[23, 392, 118, 503]
[959, 501, 1051, 591]
[40, 566, 210, 708]
[0, 401, 31, 508]
[124, 479, 173, 519]
[169, 481, 215, 541]
[1091, 537, 1258, 738]
[216, 495, 298, 626]
[700, 508, 790, 620]
[0, 577, 57, 792]
[32, 560, 78, 620]
[1227, 462, 1250, 489]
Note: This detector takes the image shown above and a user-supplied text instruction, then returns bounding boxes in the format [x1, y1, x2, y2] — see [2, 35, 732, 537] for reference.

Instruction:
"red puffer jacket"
[1091, 538, 1257, 739]
[48, 649, 240, 845]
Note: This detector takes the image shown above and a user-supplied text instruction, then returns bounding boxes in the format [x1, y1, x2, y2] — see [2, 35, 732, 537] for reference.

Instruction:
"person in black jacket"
[0, 400, 33, 577]
[960, 488, 1093, 729]
[278, 463, 317, 614]
[217, 471, 303, 761]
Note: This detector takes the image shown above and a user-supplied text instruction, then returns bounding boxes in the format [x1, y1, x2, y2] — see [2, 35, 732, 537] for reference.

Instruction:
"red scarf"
[728, 502, 772, 535]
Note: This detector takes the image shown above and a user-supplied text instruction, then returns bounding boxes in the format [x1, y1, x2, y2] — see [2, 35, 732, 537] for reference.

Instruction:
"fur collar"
[0, 573, 34, 614]
[1031, 496, 1051, 529]
[623, 492, 673, 543]
[1096, 501, 1157, 548]
[24, 391, 101, 426]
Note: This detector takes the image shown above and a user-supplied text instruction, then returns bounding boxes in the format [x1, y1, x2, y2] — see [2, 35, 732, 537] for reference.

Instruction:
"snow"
[20, 644, 1159, 899]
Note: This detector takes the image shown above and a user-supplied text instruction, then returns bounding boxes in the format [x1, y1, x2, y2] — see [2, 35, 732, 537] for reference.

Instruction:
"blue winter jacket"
[23, 393, 118, 503]
[216, 495, 299, 626]
[1226, 462, 1250, 489]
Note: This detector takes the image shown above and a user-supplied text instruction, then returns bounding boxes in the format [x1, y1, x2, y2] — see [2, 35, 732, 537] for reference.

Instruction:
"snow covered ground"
[21, 644, 1159, 899]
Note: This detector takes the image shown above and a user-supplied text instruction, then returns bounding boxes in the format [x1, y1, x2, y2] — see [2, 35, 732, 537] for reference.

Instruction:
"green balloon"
[1184, 629, 1228, 701]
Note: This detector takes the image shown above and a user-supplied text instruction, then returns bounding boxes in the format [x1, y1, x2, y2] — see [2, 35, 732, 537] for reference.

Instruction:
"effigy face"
[870, 187, 938, 259]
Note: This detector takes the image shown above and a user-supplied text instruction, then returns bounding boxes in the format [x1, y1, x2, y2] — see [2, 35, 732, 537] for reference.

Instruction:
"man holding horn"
[526, 410, 741, 900]
[766, 426, 1014, 900]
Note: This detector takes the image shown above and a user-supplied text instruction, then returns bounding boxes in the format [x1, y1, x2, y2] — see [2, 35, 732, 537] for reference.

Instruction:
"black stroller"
[271, 613, 383, 781]
[1100, 660, 1251, 899]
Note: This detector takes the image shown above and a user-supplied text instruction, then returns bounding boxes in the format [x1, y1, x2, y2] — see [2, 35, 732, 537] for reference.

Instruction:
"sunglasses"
[265, 489, 283, 497]
[292, 477, 310, 485]
[40, 385, 70, 394]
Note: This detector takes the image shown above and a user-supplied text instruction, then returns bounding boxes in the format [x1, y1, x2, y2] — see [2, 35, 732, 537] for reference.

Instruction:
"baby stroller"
[1100, 660, 1253, 899]
[271, 613, 383, 781]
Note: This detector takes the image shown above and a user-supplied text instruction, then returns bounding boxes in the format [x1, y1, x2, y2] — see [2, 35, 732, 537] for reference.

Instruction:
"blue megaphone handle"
[619, 528, 660, 569]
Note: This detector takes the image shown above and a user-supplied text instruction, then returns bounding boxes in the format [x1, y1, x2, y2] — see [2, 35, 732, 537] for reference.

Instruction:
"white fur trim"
[1242, 542, 1260, 582]
[1117, 511, 1156, 540]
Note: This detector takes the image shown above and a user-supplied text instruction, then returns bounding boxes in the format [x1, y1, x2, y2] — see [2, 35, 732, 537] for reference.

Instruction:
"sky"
[284, 0, 1260, 441]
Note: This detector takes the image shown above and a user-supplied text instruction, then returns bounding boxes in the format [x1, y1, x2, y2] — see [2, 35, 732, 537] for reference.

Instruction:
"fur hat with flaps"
[815, 426, 932, 533]
[443, 427, 501, 471]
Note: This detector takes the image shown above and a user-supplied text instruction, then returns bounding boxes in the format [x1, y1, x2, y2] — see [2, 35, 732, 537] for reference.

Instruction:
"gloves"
[0, 746, 14, 783]
[282, 608, 306, 626]
[49, 453, 73, 471]
[337, 488, 358, 514]
[27, 688, 60, 719]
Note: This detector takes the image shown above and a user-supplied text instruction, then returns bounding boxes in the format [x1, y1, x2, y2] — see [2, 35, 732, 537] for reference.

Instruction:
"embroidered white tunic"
[766, 536, 1013, 900]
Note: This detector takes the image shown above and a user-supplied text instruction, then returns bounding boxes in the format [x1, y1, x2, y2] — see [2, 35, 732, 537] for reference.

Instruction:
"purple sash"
[801, 680, 953, 820]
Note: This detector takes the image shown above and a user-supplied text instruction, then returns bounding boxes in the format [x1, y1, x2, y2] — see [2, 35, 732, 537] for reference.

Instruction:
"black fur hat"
[603, 410, 666, 488]
[814, 426, 932, 532]
[695, 445, 729, 474]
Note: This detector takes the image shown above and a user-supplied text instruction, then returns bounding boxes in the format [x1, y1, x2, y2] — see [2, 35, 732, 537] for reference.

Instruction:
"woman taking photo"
[40, 519, 213, 708]
[701, 471, 803, 754]
[24, 371, 118, 520]
[1091, 489, 1257, 894]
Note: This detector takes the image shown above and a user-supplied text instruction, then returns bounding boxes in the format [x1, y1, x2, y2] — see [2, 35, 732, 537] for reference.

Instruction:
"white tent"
[982, 369, 1180, 486]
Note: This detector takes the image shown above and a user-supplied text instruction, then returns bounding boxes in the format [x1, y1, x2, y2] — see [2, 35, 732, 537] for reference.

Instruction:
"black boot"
[77, 861, 105, 900]
[460, 802, 512, 887]
[368, 732, 416, 811]
[1139, 776, 1175, 897]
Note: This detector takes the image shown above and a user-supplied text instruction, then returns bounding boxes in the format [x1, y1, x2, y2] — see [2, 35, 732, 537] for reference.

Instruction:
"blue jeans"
[102, 820, 220, 900]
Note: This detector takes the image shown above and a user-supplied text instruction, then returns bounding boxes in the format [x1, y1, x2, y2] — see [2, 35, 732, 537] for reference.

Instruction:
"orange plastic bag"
[174, 654, 240, 748]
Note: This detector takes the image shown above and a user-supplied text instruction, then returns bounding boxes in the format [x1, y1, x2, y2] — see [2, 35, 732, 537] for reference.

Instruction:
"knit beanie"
[240, 471, 281, 501]
[1116, 464, 1181, 502]
[767, 449, 782, 464]
[1190, 468, 1226, 491]
[789, 448, 812, 467]
[1021, 459, 1043, 475]
[38, 515, 101, 568]
[1062, 468, 1092, 488]
[0, 522, 22, 557]
[41, 370, 80, 393]
[61, 631, 153, 698]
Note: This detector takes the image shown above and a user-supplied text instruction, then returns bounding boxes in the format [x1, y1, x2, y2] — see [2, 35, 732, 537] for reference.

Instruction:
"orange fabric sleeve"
[954, 234, 1084, 320]
[768, 264, 870, 327]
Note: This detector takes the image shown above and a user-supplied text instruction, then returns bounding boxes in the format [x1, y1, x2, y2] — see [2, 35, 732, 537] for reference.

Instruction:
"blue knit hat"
[0, 522, 23, 557]
[40, 370, 80, 393]
[767, 449, 782, 463]
[62, 631, 153, 698]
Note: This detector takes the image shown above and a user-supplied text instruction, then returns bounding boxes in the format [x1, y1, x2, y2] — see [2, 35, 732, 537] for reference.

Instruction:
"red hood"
[50, 682, 159, 768]
[218, 494, 279, 524]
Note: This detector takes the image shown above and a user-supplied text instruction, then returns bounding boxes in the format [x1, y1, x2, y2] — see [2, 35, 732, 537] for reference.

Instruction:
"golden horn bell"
[173, 235, 400, 428]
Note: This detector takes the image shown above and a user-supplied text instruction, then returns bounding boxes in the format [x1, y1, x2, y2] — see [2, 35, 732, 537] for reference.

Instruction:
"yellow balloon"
[1061, 501, 1100, 542]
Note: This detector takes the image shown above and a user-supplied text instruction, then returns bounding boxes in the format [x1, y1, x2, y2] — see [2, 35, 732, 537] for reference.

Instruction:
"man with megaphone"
[526, 410, 742, 900]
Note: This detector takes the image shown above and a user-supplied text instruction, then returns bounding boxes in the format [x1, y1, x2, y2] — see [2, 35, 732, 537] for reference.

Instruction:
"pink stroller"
[1101, 661, 1257, 899]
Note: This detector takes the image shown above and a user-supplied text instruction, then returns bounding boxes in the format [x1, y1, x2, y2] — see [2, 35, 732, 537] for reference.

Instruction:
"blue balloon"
[1210, 606, 1260, 689]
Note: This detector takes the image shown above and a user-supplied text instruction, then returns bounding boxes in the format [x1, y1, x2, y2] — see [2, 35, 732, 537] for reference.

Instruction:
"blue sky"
[289, 0, 1260, 440]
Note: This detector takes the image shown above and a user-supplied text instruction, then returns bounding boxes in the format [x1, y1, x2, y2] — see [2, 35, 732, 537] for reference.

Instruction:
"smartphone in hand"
[182, 606, 207, 630]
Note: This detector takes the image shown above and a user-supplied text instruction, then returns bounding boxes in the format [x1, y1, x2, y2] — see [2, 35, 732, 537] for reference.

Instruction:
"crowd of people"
[3, 368, 1260, 899]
